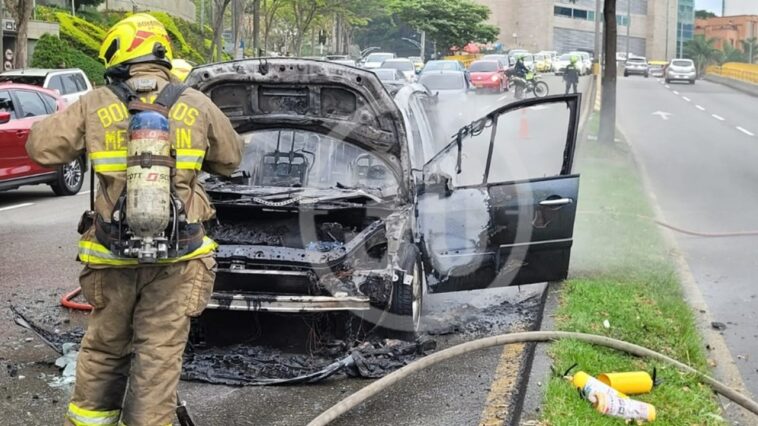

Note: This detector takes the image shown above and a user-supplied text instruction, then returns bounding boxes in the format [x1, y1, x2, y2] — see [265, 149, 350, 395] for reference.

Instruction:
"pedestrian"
[26, 14, 242, 426]
[564, 55, 580, 95]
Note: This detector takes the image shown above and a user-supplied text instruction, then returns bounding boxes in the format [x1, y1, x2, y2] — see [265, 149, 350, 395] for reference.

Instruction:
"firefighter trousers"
[65, 257, 216, 426]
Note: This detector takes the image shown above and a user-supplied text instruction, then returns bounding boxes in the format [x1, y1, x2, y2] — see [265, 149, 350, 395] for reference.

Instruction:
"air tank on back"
[126, 110, 172, 239]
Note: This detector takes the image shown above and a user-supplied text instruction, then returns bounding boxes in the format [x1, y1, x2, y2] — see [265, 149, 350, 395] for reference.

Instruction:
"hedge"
[56, 12, 106, 56]
[31, 34, 105, 86]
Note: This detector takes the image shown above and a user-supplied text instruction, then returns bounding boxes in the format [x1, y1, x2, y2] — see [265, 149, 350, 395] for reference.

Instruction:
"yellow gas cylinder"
[597, 371, 654, 395]
[570, 371, 627, 399]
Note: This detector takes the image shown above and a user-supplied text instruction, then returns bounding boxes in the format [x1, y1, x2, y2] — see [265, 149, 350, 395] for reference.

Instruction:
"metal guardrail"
[707, 64, 758, 84]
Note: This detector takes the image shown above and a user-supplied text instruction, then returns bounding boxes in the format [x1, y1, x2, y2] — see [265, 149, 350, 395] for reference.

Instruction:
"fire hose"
[58, 213, 758, 312]
[307, 331, 758, 426]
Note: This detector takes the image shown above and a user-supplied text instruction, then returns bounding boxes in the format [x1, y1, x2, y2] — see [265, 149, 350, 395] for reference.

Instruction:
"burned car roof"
[186, 58, 407, 166]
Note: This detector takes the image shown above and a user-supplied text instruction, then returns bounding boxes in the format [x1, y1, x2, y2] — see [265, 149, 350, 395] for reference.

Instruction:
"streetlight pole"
[626, 0, 631, 57]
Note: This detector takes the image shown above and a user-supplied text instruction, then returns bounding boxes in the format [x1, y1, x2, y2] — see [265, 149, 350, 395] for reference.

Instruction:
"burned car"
[186, 59, 581, 334]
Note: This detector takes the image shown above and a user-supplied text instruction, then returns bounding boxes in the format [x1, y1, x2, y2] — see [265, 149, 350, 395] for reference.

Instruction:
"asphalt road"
[0, 74, 588, 425]
[618, 76, 758, 397]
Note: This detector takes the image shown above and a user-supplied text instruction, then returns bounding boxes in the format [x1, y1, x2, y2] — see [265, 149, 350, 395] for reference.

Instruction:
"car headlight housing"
[490, 75, 499, 82]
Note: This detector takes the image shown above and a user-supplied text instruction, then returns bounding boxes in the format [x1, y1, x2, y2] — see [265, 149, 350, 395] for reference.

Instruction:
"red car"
[469, 60, 509, 93]
[0, 82, 85, 195]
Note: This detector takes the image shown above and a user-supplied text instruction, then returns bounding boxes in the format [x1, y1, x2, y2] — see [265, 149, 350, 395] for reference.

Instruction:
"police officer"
[564, 55, 580, 95]
[26, 14, 242, 426]
[513, 54, 529, 79]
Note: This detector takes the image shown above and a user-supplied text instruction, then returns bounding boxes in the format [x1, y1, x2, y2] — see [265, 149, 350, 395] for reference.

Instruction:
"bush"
[31, 34, 105, 86]
[56, 12, 106, 56]
[147, 11, 204, 63]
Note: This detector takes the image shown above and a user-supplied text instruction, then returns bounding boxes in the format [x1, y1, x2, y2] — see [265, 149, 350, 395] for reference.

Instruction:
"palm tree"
[720, 43, 747, 64]
[741, 37, 758, 63]
[684, 35, 721, 77]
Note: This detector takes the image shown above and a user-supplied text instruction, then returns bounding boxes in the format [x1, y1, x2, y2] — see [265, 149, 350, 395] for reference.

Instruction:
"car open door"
[418, 94, 581, 293]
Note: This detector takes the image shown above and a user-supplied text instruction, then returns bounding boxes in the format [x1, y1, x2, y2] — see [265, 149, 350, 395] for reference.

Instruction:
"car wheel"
[385, 244, 424, 337]
[624, 72, 629, 77]
[690, 79, 695, 85]
[665, 79, 670, 84]
[645, 73, 649, 78]
[51, 157, 84, 196]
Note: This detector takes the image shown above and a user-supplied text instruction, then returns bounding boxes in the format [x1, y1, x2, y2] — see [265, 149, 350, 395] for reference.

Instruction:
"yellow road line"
[478, 341, 527, 426]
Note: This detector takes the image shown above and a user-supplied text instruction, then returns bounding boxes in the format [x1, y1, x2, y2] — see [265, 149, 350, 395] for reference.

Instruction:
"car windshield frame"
[366, 53, 394, 63]
[470, 61, 499, 72]
[232, 128, 400, 196]
[0, 75, 46, 86]
[381, 60, 414, 71]
[374, 69, 401, 81]
[671, 60, 694, 67]
[424, 61, 460, 72]
[419, 73, 466, 90]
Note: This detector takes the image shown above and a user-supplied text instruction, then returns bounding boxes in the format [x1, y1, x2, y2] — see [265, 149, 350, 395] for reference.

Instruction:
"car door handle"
[16, 130, 28, 137]
[539, 198, 573, 207]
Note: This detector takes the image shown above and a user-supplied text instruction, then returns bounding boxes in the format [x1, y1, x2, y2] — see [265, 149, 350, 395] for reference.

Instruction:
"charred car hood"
[187, 58, 407, 176]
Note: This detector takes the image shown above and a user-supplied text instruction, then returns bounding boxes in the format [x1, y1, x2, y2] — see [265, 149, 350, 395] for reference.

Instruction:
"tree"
[598, 0, 616, 145]
[720, 43, 746, 64]
[684, 35, 721, 76]
[695, 9, 717, 19]
[209, 0, 232, 61]
[741, 37, 758, 63]
[391, 0, 498, 54]
[4, 0, 33, 68]
[74, 0, 105, 9]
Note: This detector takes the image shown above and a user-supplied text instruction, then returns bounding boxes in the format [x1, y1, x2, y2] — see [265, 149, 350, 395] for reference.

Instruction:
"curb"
[616, 125, 754, 425]
[704, 74, 758, 98]
[510, 75, 597, 426]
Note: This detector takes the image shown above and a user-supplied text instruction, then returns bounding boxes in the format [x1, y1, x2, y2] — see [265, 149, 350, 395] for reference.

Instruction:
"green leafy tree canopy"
[391, 0, 498, 52]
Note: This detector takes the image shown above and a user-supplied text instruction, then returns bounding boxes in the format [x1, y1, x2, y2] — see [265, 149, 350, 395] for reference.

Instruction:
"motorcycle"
[508, 71, 549, 100]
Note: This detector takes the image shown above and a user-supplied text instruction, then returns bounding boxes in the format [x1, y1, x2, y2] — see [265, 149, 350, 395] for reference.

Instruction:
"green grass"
[540, 114, 725, 425]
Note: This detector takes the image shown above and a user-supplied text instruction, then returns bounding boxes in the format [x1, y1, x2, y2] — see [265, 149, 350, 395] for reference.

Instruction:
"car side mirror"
[0, 111, 10, 124]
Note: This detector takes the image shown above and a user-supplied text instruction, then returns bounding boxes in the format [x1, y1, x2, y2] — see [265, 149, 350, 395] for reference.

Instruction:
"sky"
[697, 0, 722, 15]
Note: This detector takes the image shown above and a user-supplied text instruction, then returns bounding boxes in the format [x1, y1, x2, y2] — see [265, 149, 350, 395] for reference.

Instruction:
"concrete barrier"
[704, 74, 758, 98]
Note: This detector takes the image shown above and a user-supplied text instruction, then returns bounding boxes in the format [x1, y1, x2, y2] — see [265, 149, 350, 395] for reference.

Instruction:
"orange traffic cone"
[519, 109, 529, 140]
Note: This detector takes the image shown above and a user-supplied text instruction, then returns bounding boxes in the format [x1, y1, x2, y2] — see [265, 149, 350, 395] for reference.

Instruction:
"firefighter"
[564, 55, 580, 95]
[26, 14, 242, 426]
[170, 58, 193, 82]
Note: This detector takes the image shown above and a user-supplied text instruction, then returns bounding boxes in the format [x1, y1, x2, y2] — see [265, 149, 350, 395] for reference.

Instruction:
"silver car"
[666, 59, 696, 84]
[624, 57, 649, 78]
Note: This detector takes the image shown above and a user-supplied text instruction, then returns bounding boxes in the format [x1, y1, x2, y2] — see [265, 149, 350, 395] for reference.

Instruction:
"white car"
[379, 58, 417, 82]
[361, 52, 395, 69]
[569, 52, 592, 75]
[0, 68, 93, 105]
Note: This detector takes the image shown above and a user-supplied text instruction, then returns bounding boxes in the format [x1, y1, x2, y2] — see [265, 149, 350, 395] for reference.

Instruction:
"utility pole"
[665, 0, 670, 60]
[72, 0, 76, 16]
[420, 30, 426, 59]
[594, 0, 602, 70]
[626, 0, 631, 57]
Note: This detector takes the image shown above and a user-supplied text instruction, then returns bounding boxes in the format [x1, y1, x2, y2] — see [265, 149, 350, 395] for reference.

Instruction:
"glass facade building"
[678, 0, 695, 58]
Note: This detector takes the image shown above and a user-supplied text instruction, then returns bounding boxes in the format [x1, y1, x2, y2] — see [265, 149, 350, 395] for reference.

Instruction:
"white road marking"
[712, 114, 725, 121]
[652, 111, 672, 120]
[498, 95, 508, 101]
[737, 126, 755, 136]
[78, 190, 91, 196]
[0, 202, 34, 212]
[672, 90, 679, 95]
[696, 105, 706, 111]
[665, 85, 671, 89]
[682, 96, 691, 102]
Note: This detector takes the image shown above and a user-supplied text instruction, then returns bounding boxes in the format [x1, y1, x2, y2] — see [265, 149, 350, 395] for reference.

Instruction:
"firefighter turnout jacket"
[26, 64, 242, 267]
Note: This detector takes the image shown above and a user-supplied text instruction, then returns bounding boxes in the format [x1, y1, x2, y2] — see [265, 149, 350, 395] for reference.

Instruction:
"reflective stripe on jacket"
[26, 64, 243, 267]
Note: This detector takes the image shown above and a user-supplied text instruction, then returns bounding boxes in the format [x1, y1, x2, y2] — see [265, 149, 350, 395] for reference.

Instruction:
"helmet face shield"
[99, 13, 173, 70]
